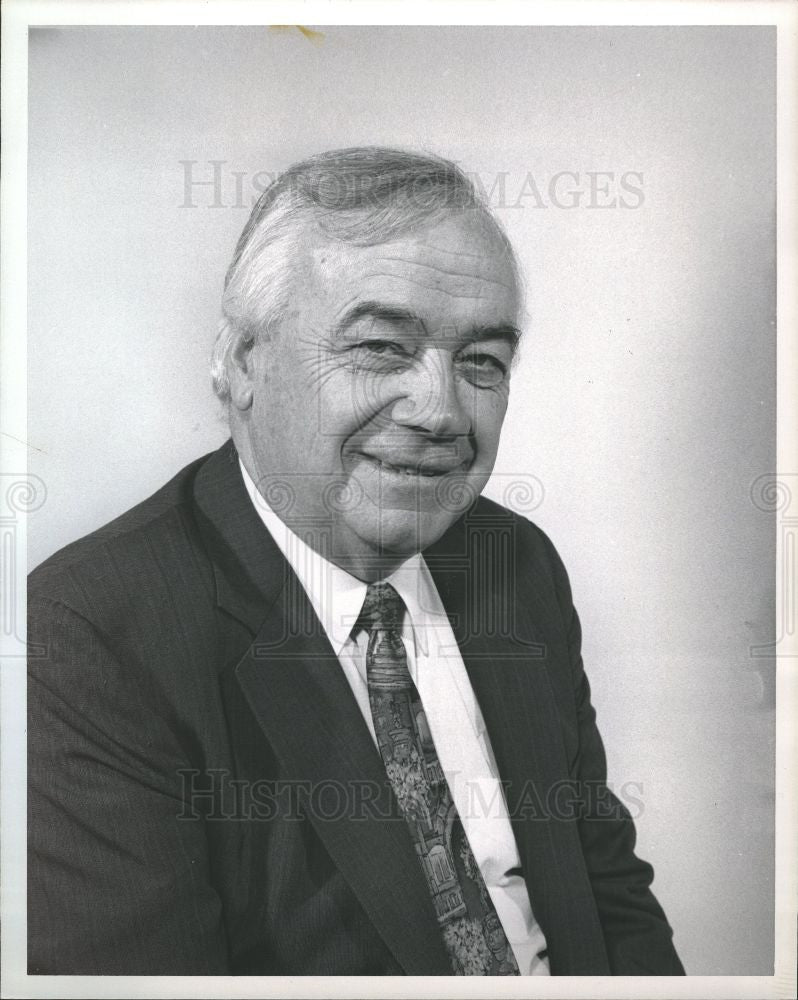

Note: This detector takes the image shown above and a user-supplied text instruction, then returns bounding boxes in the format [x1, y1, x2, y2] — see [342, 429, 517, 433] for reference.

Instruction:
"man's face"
[241, 211, 520, 573]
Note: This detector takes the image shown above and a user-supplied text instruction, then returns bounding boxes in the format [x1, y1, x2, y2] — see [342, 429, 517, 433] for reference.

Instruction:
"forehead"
[303, 213, 520, 332]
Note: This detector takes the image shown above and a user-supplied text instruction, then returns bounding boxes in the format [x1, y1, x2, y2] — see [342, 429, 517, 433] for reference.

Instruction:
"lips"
[357, 452, 470, 478]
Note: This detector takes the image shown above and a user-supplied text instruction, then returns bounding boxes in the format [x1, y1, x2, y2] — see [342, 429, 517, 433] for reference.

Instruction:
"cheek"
[319, 369, 398, 433]
[467, 388, 508, 446]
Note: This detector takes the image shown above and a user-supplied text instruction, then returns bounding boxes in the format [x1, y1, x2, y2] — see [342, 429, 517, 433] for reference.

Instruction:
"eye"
[347, 339, 414, 373]
[457, 352, 508, 388]
[359, 340, 408, 356]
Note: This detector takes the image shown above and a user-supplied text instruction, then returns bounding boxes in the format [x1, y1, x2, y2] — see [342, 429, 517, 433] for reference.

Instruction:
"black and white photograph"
[1, 2, 796, 997]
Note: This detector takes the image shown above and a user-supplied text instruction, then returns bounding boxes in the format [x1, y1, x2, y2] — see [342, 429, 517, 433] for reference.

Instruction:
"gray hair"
[210, 146, 519, 401]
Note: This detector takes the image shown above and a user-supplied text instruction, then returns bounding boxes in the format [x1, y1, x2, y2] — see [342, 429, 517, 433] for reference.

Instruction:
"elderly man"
[28, 147, 684, 976]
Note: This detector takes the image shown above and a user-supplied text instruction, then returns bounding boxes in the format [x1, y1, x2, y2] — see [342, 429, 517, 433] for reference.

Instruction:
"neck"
[327, 550, 412, 584]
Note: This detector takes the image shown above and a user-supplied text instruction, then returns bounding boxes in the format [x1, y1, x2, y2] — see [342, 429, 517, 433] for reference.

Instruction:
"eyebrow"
[334, 300, 521, 351]
[471, 324, 521, 352]
[334, 301, 422, 337]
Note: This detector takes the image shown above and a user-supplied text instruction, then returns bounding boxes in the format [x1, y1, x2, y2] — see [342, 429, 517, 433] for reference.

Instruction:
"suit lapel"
[192, 441, 607, 974]
[425, 507, 609, 974]
[192, 441, 451, 975]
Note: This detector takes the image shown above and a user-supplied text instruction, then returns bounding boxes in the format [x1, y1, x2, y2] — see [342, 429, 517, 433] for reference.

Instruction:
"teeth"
[371, 457, 441, 478]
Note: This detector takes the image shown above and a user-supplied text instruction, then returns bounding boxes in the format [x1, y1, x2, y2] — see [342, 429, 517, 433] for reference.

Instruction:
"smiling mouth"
[357, 453, 470, 478]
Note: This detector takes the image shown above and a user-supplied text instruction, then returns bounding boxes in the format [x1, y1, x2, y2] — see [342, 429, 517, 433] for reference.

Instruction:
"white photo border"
[2, 2, 795, 998]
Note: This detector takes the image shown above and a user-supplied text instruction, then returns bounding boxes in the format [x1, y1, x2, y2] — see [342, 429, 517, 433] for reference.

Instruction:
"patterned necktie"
[354, 582, 520, 976]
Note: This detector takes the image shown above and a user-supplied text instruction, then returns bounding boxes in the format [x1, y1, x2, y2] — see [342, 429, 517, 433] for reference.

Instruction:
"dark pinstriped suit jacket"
[28, 439, 684, 975]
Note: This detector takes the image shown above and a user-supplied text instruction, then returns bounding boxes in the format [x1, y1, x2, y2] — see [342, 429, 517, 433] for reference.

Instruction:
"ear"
[227, 325, 258, 411]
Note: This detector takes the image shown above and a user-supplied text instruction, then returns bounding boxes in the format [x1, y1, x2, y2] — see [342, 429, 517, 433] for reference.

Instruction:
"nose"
[390, 347, 471, 438]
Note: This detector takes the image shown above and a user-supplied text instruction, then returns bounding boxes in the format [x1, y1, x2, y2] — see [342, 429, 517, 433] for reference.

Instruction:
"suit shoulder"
[471, 494, 573, 596]
[28, 450, 213, 617]
[473, 494, 565, 560]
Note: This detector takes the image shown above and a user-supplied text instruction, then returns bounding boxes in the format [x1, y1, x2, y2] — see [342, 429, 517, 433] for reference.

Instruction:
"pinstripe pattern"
[28, 439, 683, 975]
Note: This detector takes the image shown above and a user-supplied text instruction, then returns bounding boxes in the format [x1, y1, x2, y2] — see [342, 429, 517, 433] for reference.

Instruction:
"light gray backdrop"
[28, 25, 776, 975]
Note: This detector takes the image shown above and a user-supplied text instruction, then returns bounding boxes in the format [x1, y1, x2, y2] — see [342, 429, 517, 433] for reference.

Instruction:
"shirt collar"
[239, 459, 435, 656]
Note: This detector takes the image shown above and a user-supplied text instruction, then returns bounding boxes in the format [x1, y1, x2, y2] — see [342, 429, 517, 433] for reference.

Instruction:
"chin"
[364, 509, 458, 557]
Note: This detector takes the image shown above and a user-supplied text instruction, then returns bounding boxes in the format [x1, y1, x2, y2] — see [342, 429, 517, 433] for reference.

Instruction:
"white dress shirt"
[240, 460, 550, 975]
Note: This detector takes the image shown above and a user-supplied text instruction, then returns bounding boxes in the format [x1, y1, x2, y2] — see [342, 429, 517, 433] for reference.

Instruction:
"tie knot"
[355, 582, 405, 634]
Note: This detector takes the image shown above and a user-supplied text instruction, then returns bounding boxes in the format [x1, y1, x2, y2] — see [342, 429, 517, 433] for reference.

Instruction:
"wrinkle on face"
[371, 254, 517, 291]
[353, 269, 504, 302]
[238, 211, 522, 574]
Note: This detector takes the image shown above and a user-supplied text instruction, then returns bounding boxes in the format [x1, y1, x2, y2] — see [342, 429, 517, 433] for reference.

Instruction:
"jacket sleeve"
[28, 596, 230, 974]
[542, 533, 685, 975]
